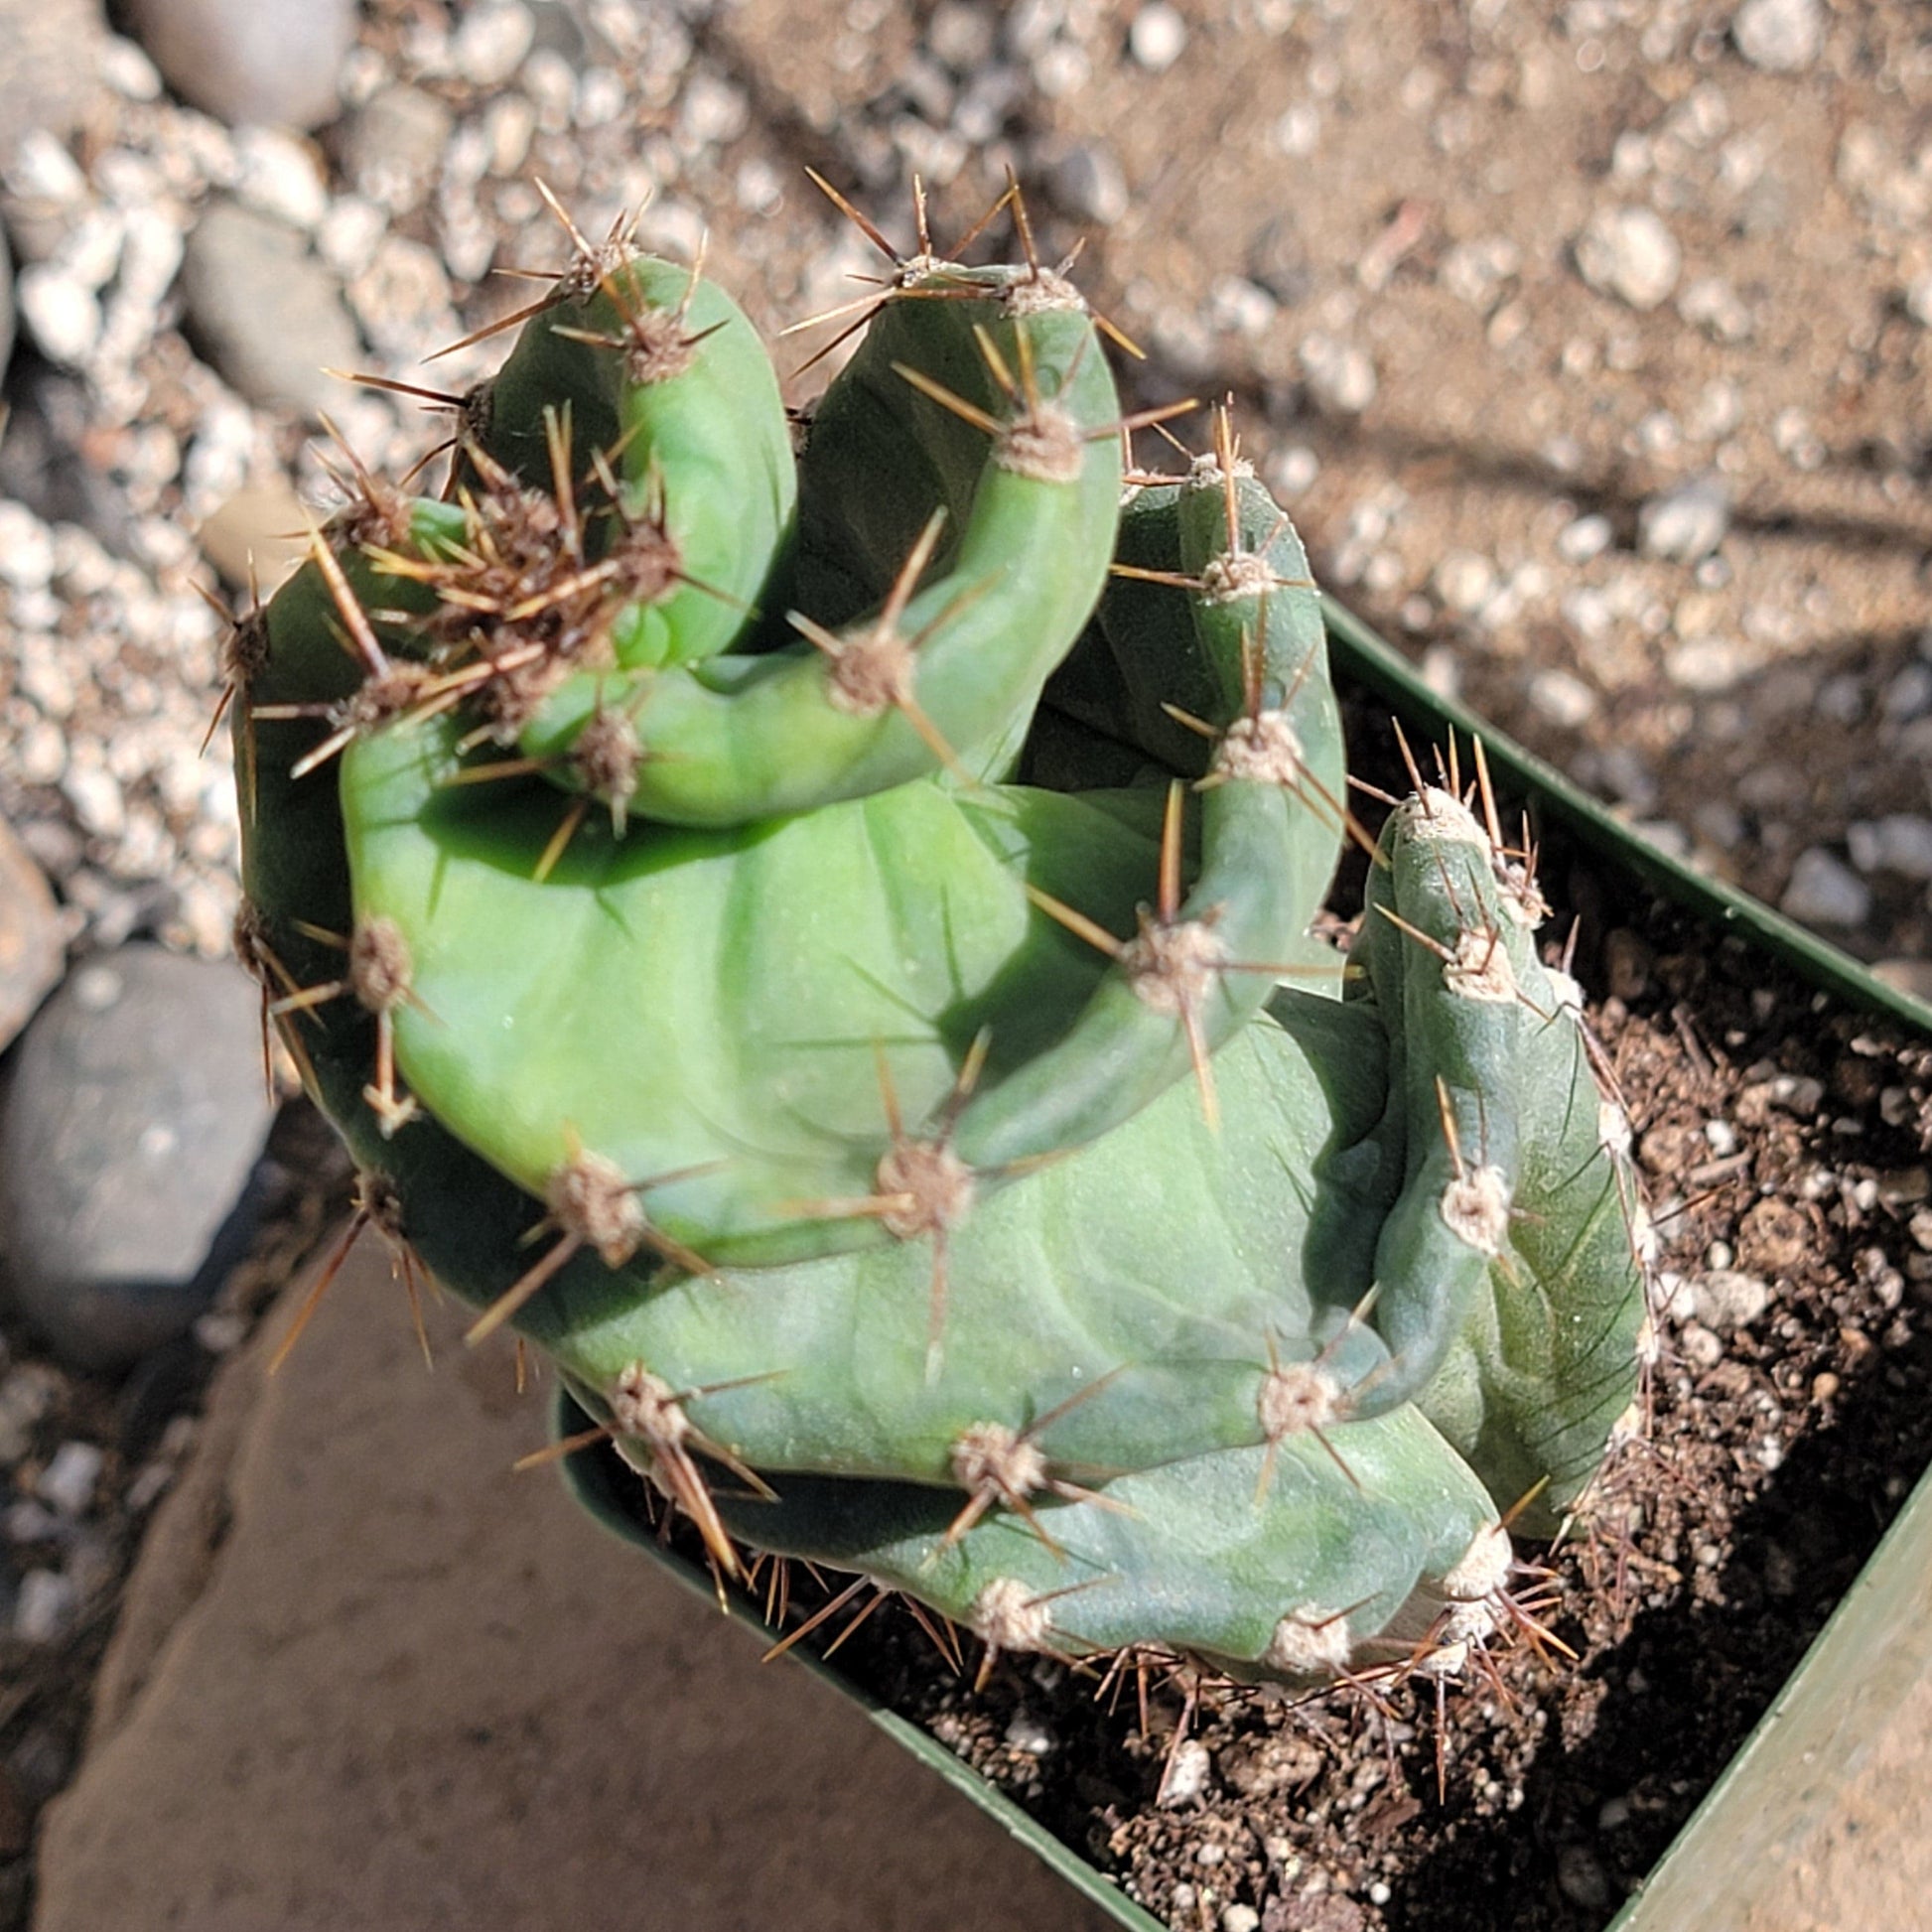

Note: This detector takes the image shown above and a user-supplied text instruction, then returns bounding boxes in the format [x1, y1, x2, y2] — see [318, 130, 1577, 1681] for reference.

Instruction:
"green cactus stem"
[229, 189, 1649, 1683]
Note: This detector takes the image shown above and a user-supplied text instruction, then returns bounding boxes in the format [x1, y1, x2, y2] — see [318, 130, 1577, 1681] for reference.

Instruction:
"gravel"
[1637, 477, 1731, 564]
[1573, 206, 1681, 312]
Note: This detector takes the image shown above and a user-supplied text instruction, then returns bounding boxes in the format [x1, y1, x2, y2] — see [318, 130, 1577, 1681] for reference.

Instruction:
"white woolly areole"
[1441, 1521, 1514, 1602]
[970, 1577, 1053, 1653]
[1444, 927, 1518, 1003]
[1262, 1607, 1354, 1678]
[1495, 859, 1549, 928]
[547, 1152, 645, 1266]
[950, 1421, 1047, 1500]
[1257, 1360, 1342, 1440]
[610, 1363, 690, 1452]
[1214, 711, 1305, 787]
[877, 1139, 976, 1240]
[1441, 1163, 1511, 1255]
[1598, 1096, 1632, 1157]
[1199, 550, 1282, 606]
[996, 402, 1085, 483]
[1186, 451, 1254, 489]
[1403, 787, 1488, 848]
[1121, 918, 1228, 1016]
[1001, 268, 1086, 315]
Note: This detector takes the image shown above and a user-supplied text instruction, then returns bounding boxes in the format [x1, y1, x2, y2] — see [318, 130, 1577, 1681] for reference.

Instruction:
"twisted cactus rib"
[231, 191, 1649, 1684]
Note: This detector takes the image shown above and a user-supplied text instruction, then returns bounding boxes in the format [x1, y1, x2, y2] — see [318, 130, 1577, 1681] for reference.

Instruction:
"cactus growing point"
[230, 189, 1650, 1687]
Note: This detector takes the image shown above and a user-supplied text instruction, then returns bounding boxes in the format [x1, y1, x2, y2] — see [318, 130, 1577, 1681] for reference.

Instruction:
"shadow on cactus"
[229, 186, 1650, 1693]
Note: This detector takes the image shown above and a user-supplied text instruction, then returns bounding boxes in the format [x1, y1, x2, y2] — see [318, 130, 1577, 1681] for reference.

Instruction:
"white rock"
[0, 501, 56, 591]
[38, 1440, 105, 1516]
[1206, 274, 1276, 339]
[1733, 0, 1824, 71]
[678, 71, 749, 149]
[452, 1, 534, 86]
[16, 263, 101, 364]
[1300, 333, 1376, 414]
[1274, 102, 1320, 157]
[15, 1569, 77, 1644]
[1557, 513, 1614, 564]
[1849, 816, 1932, 880]
[1909, 275, 1932, 330]
[1638, 477, 1730, 563]
[1574, 206, 1681, 311]
[1678, 275, 1753, 343]
[233, 126, 328, 230]
[1159, 1737, 1212, 1806]
[1129, 2, 1187, 71]
[1781, 847, 1872, 928]
[63, 760, 125, 840]
[1529, 668, 1597, 728]
[929, 3, 995, 70]
[1433, 550, 1496, 616]
[1692, 1269, 1772, 1330]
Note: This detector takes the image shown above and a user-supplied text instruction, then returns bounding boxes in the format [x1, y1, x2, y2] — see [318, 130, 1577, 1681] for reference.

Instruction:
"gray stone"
[1733, 0, 1824, 72]
[122, 0, 354, 130]
[0, 0, 107, 159]
[180, 200, 359, 417]
[33, 1240, 1118, 1932]
[0, 945, 275, 1372]
[343, 85, 455, 212]
[1850, 816, 1932, 881]
[0, 819, 63, 1055]
[1780, 847, 1872, 929]
[1049, 141, 1129, 227]
[1574, 206, 1681, 311]
[1638, 477, 1730, 563]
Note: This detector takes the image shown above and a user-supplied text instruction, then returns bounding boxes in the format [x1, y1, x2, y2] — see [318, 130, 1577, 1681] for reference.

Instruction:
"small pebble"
[36, 1442, 104, 1518]
[1300, 334, 1377, 414]
[1693, 1269, 1773, 1331]
[453, 1, 536, 88]
[1638, 477, 1730, 564]
[1733, 0, 1824, 72]
[1574, 206, 1681, 311]
[14, 1569, 76, 1645]
[1433, 550, 1496, 617]
[1780, 848, 1872, 929]
[1050, 142, 1129, 227]
[1159, 1737, 1212, 1806]
[1129, 2, 1187, 71]
[1556, 513, 1613, 564]
[1848, 816, 1932, 881]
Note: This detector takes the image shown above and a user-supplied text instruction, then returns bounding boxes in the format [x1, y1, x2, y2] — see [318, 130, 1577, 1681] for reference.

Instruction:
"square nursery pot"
[553, 596, 1932, 1932]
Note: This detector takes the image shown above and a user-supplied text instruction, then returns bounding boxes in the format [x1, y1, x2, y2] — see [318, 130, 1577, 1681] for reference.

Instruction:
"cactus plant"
[229, 193, 1650, 1688]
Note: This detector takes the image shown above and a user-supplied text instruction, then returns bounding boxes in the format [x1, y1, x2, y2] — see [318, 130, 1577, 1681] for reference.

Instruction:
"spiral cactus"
[229, 193, 1649, 1687]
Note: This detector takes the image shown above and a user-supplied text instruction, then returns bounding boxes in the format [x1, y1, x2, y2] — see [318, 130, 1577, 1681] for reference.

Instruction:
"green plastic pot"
[555, 595, 1932, 1931]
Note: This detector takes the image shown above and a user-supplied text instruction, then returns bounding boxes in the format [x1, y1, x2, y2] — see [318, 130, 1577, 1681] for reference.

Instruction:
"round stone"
[0, 945, 276, 1370]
